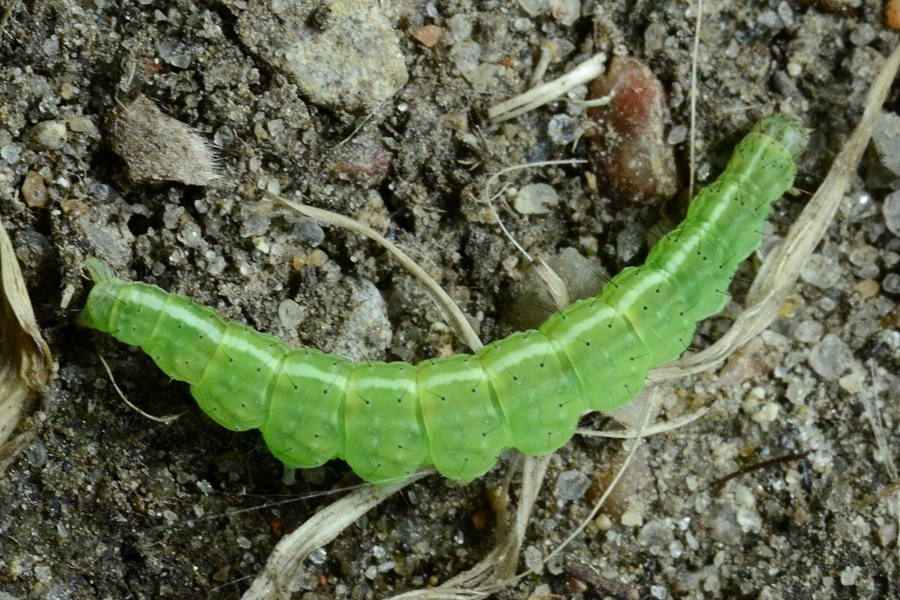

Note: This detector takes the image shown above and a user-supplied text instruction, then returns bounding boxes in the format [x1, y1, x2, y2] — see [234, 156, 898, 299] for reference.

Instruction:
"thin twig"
[489, 53, 607, 122]
[578, 406, 709, 439]
[97, 354, 181, 424]
[711, 451, 810, 491]
[688, 0, 704, 199]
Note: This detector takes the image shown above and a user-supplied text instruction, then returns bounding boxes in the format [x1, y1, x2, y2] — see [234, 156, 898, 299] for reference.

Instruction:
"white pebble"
[278, 299, 307, 329]
[621, 510, 644, 527]
[513, 183, 559, 215]
[29, 120, 68, 150]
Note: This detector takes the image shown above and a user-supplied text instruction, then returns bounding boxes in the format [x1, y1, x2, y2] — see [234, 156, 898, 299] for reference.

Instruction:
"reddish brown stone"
[587, 56, 678, 204]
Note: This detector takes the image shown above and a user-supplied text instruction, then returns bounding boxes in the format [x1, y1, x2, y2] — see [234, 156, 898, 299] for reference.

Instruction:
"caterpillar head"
[78, 258, 118, 332]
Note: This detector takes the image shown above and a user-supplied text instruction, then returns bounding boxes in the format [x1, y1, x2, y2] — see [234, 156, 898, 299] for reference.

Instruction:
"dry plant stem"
[855, 480, 900, 509]
[859, 364, 898, 485]
[333, 98, 388, 150]
[488, 53, 607, 122]
[578, 405, 710, 439]
[687, 0, 704, 200]
[502, 455, 552, 579]
[711, 452, 811, 491]
[242, 470, 432, 599]
[97, 354, 180, 424]
[531, 258, 570, 311]
[530, 43, 553, 88]
[485, 186, 533, 263]
[272, 193, 482, 352]
[650, 40, 900, 382]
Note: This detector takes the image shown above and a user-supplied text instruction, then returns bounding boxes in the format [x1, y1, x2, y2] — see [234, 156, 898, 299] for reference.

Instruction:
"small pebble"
[554, 470, 590, 502]
[883, 189, 900, 237]
[278, 299, 307, 329]
[750, 401, 779, 424]
[849, 23, 876, 47]
[549, 0, 580, 26]
[877, 522, 897, 547]
[621, 510, 644, 527]
[854, 279, 879, 300]
[513, 183, 558, 215]
[21, 171, 49, 208]
[870, 113, 900, 178]
[306, 249, 329, 267]
[794, 319, 824, 344]
[838, 369, 865, 394]
[883, 272, 900, 295]
[412, 24, 442, 47]
[756, 10, 783, 29]
[839, 566, 861, 586]
[800, 253, 841, 289]
[523, 545, 544, 573]
[548, 114, 577, 145]
[231, 0, 408, 112]
[587, 56, 677, 203]
[807, 333, 855, 380]
[616, 223, 645, 263]
[887, 0, 900, 30]
[518, 0, 548, 17]
[28, 120, 68, 150]
[848, 244, 878, 267]
[595, 514, 613, 531]
[67, 115, 98, 134]
[0, 143, 23, 164]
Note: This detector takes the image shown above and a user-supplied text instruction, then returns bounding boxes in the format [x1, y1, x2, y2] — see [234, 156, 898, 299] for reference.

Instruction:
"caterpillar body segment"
[478, 330, 585, 456]
[262, 348, 350, 469]
[416, 354, 508, 481]
[79, 114, 809, 485]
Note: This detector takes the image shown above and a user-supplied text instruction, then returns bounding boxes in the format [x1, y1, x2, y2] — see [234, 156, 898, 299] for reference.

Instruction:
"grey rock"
[228, 0, 408, 113]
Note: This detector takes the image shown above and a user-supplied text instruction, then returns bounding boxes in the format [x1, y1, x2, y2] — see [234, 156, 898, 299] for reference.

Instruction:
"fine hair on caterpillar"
[78, 114, 809, 486]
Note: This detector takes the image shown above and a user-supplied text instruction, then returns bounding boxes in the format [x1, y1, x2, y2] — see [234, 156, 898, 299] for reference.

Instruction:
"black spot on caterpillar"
[78, 114, 809, 485]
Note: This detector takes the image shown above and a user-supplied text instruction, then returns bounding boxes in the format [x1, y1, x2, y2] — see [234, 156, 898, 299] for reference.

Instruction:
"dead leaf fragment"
[110, 93, 219, 186]
[0, 218, 53, 471]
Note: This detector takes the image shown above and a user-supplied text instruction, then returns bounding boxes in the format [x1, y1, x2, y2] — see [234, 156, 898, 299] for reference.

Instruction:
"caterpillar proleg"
[79, 114, 809, 485]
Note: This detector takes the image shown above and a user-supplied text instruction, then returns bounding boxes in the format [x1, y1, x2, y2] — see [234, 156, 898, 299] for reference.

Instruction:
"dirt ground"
[1, 0, 899, 598]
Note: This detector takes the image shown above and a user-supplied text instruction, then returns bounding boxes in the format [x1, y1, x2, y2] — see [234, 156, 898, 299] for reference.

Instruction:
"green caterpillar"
[79, 114, 808, 485]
